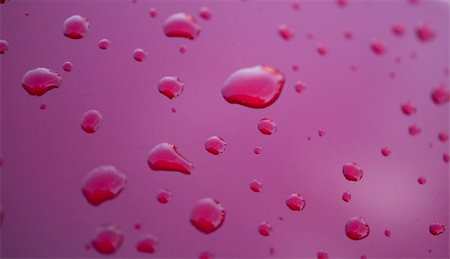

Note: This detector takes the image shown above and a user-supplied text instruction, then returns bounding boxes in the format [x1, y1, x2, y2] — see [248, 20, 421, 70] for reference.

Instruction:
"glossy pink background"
[1, 0, 449, 258]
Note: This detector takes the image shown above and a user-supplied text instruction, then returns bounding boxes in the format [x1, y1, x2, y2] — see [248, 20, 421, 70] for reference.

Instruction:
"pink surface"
[0, 0, 449, 258]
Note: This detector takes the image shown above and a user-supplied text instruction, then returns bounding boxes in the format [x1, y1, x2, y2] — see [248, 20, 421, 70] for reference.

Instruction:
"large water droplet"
[431, 83, 449, 105]
[0, 40, 9, 54]
[92, 224, 124, 254]
[222, 65, 285, 108]
[136, 235, 158, 253]
[278, 24, 294, 40]
[81, 110, 103, 133]
[21, 68, 62, 96]
[163, 13, 201, 40]
[416, 22, 436, 42]
[190, 198, 225, 234]
[249, 179, 263, 192]
[286, 193, 305, 211]
[258, 222, 272, 236]
[429, 222, 445, 236]
[342, 192, 351, 202]
[98, 39, 111, 50]
[63, 15, 89, 39]
[345, 217, 370, 240]
[81, 166, 127, 206]
[205, 136, 226, 155]
[199, 7, 212, 20]
[147, 143, 194, 174]
[258, 118, 277, 135]
[343, 162, 363, 181]
[156, 189, 171, 204]
[158, 76, 184, 99]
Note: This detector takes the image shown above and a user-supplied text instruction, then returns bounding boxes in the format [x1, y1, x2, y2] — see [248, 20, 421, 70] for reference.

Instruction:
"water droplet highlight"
[81, 110, 103, 133]
[81, 166, 127, 206]
[147, 143, 194, 174]
[205, 136, 226, 155]
[190, 198, 225, 234]
[345, 217, 370, 240]
[258, 118, 277, 135]
[21, 68, 62, 96]
[429, 222, 445, 236]
[249, 179, 263, 192]
[158, 76, 184, 99]
[163, 13, 201, 40]
[91, 224, 124, 254]
[343, 162, 363, 181]
[286, 193, 305, 211]
[63, 15, 89, 39]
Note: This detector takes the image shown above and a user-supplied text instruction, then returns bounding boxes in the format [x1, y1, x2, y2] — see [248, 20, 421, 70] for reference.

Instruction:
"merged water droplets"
[63, 15, 89, 39]
[343, 162, 363, 181]
[81, 110, 103, 133]
[163, 13, 201, 40]
[278, 24, 294, 40]
[81, 166, 127, 206]
[91, 224, 124, 254]
[286, 193, 305, 211]
[345, 217, 370, 240]
[429, 222, 445, 236]
[431, 83, 449, 105]
[249, 179, 263, 192]
[21, 68, 62, 96]
[258, 222, 272, 236]
[205, 136, 226, 155]
[0, 40, 9, 54]
[147, 143, 194, 174]
[222, 65, 285, 108]
[158, 76, 184, 99]
[258, 118, 277, 135]
[190, 198, 225, 234]
[136, 235, 158, 253]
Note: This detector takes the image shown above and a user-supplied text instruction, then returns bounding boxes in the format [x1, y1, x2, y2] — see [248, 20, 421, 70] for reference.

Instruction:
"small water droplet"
[418, 176, 426, 185]
[81, 166, 126, 206]
[381, 147, 391, 157]
[149, 7, 157, 18]
[190, 198, 225, 234]
[134, 223, 142, 230]
[408, 124, 422, 136]
[133, 48, 148, 62]
[254, 146, 263, 154]
[306, 32, 315, 40]
[443, 153, 449, 163]
[278, 24, 294, 40]
[199, 250, 214, 259]
[62, 61, 73, 72]
[370, 39, 386, 55]
[401, 101, 417, 116]
[392, 23, 405, 36]
[294, 81, 306, 93]
[286, 193, 305, 211]
[416, 22, 436, 42]
[147, 143, 194, 174]
[0, 205, 4, 227]
[343, 162, 363, 181]
[25, 11, 30, 16]
[199, 7, 212, 20]
[384, 230, 391, 237]
[345, 217, 370, 240]
[269, 247, 275, 255]
[249, 179, 263, 192]
[342, 192, 351, 202]
[21, 68, 62, 96]
[136, 235, 158, 253]
[438, 132, 448, 142]
[63, 15, 89, 39]
[179, 45, 187, 54]
[395, 56, 402, 64]
[156, 189, 171, 204]
[431, 83, 449, 105]
[317, 251, 329, 259]
[343, 30, 353, 39]
[258, 118, 277, 135]
[171, 107, 177, 113]
[98, 39, 111, 50]
[38, 103, 48, 110]
[317, 43, 328, 55]
[318, 128, 325, 137]
[158, 76, 184, 99]
[292, 63, 300, 72]
[92, 224, 124, 254]
[222, 65, 285, 108]
[81, 110, 103, 133]
[205, 136, 226, 155]
[291, 0, 300, 10]
[163, 13, 201, 40]
[429, 222, 445, 236]
[360, 256, 367, 259]
[258, 222, 272, 236]
[351, 65, 357, 72]
[336, 0, 347, 7]
[0, 40, 9, 54]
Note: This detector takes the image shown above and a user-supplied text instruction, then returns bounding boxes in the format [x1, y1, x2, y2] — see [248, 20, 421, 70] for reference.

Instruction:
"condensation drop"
[249, 179, 263, 192]
[163, 13, 201, 40]
[199, 7, 212, 20]
[179, 45, 187, 54]
[258, 118, 277, 135]
[292, 63, 300, 72]
[418, 176, 426, 185]
[136, 235, 158, 253]
[81, 110, 103, 133]
[156, 189, 171, 204]
[278, 24, 294, 40]
[81, 166, 127, 206]
[292, 0, 300, 10]
[258, 222, 272, 236]
[21, 68, 62, 96]
[392, 23, 405, 36]
[429, 222, 445, 236]
[416, 22, 436, 42]
[62, 61, 73, 72]
[381, 147, 391, 157]
[345, 217, 370, 240]
[318, 128, 325, 137]
[384, 230, 391, 237]
[63, 15, 89, 39]
[336, 0, 347, 7]
[343, 162, 363, 181]
[0, 40, 9, 54]
[205, 136, 226, 155]
[438, 132, 449, 142]
[158, 76, 184, 99]
[149, 7, 157, 18]
[147, 143, 194, 174]
[431, 83, 449, 105]
[342, 192, 351, 202]
[343, 30, 353, 39]
[190, 198, 225, 234]
[286, 193, 305, 211]
[98, 39, 111, 50]
[317, 43, 328, 56]
[133, 48, 148, 62]
[371, 39, 386, 55]
[408, 124, 422, 136]
[91, 224, 124, 254]
[401, 101, 417, 116]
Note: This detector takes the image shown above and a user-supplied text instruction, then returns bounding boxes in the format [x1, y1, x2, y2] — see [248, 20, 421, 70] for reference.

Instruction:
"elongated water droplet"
[408, 124, 421, 136]
[278, 24, 294, 40]
[0, 40, 9, 54]
[133, 48, 148, 62]
[81, 110, 103, 133]
[158, 76, 184, 99]
[438, 132, 448, 142]
[21, 68, 62, 96]
[92, 224, 124, 254]
[258, 118, 277, 135]
[63, 15, 89, 39]
[156, 189, 171, 204]
[401, 101, 417, 115]
[222, 65, 285, 109]
[286, 193, 305, 211]
[81, 166, 127, 206]
[429, 222, 445, 236]
[98, 39, 111, 50]
[136, 235, 158, 253]
[258, 222, 272, 236]
[249, 179, 263, 192]
[381, 147, 391, 157]
[147, 143, 194, 174]
[199, 7, 212, 20]
[345, 217, 370, 240]
[371, 39, 386, 55]
[205, 136, 226, 155]
[418, 176, 426, 185]
[62, 61, 73, 72]
[190, 198, 225, 234]
[416, 22, 436, 42]
[317, 251, 329, 259]
[431, 83, 449, 105]
[342, 192, 351, 202]
[343, 162, 363, 181]
[163, 13, 200, 40]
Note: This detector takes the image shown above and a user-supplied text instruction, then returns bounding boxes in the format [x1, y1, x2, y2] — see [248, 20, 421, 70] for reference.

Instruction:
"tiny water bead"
[98, 39, 111, 50]
[205, 136, 226, 155]
[0, 40, 9, 54]
[39, 103, 48, 110]
[286, 193, 305, 211]
[258, 222, 272, 236]
[418, 176, 426, 185]
[81, 166, 127, 206]
[258, 118, 277, 135]
[294, 81, 306, 93]
[381, 147, 391, 157]
[384, 230, 391, 237]
[278, 24, 294, 40]
[190, 198, 225, 234]
[342, 192, 351, 202]
[158, 76, 184, 99]
[416, 22, 436, 42]
[438, 132, 449, 142]
[62, 61, 73, 72]
[408, 124, 422, 136]
[429, 222, 445, 236]
[222, 65, 285, 109]
[179, 45, 187, 54]
[81, 110, 103, 133]
[292, 63, 300, 72]
[431, 83, 449, 105]
[343, 30, 353, 39]
[21, 68, 62, 96]
[343, 162, 363, 181]
[345, 217, 370, 240]
[147, 143, 194, 174]
[92, 224, 124, 254]
[401, 101, 417, 116]
[249, 179, 263, 192]
[371, 39, 386, 55]
[156, 189, 171, 204]
[316, 43, 328, 56]
[392, 23, 405, 36]
[63, 15, 89, 39]
[291, 0, 300, 10]
[199, 250, 214, 259]
[149, 7, 157, 18]
[317, 251, 329, 259]
[254, 146, 263, 154]
[134, 223, 142, 230]
[133, 48, 148, 62]
[199, 7, 212, 20]
[163, 13, 201, 40]
[318, 128, 325, 137]
[136, 235, 158, 253]
[443, 153, 449, 163]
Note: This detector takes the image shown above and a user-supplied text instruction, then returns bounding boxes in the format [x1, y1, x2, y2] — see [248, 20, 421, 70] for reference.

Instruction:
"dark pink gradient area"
[1, 0, 449, 258]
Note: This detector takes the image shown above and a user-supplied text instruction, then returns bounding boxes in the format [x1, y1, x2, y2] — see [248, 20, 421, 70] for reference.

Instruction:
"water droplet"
[318, 128, 325, 137]
[81, 110, 103, 133]
[269, 247, 275, 255]
[345, 217, 370, 240]
[249, 179, 263, 192]
[171, 107, 177, 113]
[292, 63, 300, 72]
[306, 32, 315, 40]
[416, 22, 436, 42]
[409, 0, 421, 4]
[408, 124, 422, 136]
[384, 230, 391, 237]
[158, 76, 184, 99]
[63, 15, 89, 39]
[438, 132, 448, 142]
[286, 193, 305, 211]
[147, 143, 194, 174]
[258, 118, 277, 135]
[98, 39, 111, 50]
[81, 166, 127, 206]
[258, 222, 272, 236]
[136, 235, 158, 253]
[317, 251, 329, 259]
[431, 83, 449, 105]
[342, 192, 351, 202]
[291, 0, 300, 10]
[39, 103, 48, 110]
[351, 65, 357, 72]
[199, 250, 214, 259]
[156, 189, 171, 204]
[294, 81, 306, 93]
[134, 223, 142, 230]
[418, 176, 426, 185]
[392, 23, 405, 36]
[0, 205, 4, 227]
[91, 224, 124, 254]
[360, 256, 367, 259]
[205, 136, 226, 155]
[25, 11, 30, 16]
[443, 153, 449, 163]
[343, 162, 363, 181]
[222, 65, 285, 108]
[278, 24, 294, 40]
[179, 45, 187, 54]
[336, 0, 347, 7]
[395, 56, 402, 64]
[163, 13, 201, 40]
[429, 222, 445, 236]
[133, 48, 148, 62]
[199, 7, 212, 20]
[21, 68, 62, 96]
[190, 198, 225, 234]
[149, 7, 158, 18]
[0, 40, 9, 54]
[317, 43, 328, 55]
[381, 147, 391, 157]
[401, 101, 417, 116]
[62, 61, 73, 72]
[370, 39, 386, 55]
[254, 146, 263, 154]
[343, 30, 353, 39]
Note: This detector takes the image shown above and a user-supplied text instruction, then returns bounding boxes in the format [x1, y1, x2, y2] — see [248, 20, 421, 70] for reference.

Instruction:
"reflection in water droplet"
[342, 192, 351, 202]
[205, 136, 226, 155]
[63, 15, 89, 39]
[258, 222, 272, 236]
[147, 143, 194, 174]
[98, 39, 111, 50]
[199, 7, 212, 20]
[343, 162, 363, 181]
[136, 235, 157, 253]
[158, 76, 184, 99]
[92, 224, 124, 254]
[81, 166, 127, 206]
[401, 101, 417, 116]
[408, 124, 422, 136]
[345, 217, 370, 240]
[381, 147, 391, 157]
[418, 176, 426, 185]
[62, 61, 73, 72]
[416, 22, 436, 42]
[21, 68, 62, 96]
[429, 222, 445, 236]
[258, 118, 277, 135]
[278, 24, 294, 40]
[163, 13, 201, 40]
[249, 179, 263, 192]
[286, 193, 305, 211]
[190, 198, 225, 234]
[81, 110, 103, 133]
[0, 40, 9, 54]
[431, 83, 449, 105]
[156, 189, 171, 204]
[133, 48, 148, 62]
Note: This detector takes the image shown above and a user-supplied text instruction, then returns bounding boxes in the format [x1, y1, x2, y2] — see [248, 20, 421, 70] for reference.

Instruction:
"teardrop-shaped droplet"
[163, 13, 201, 40]
[21, 68, 62, 96]
[345, 217, 370, 240]
[81, 166, 127, 206]
[343, 162, 363, 181]
[92, 224, 124, 254]
[147, 143, 194, 174]
[81, 110, 103, 133]
[158, 76, 184, 99]
[190, 198, 225, 234]
[205, 136, 226, 155]
[63, 15, 89, 39]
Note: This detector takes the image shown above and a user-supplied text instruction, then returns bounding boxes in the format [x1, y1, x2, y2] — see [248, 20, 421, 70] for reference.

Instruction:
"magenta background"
[1, 0, 449, 258]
